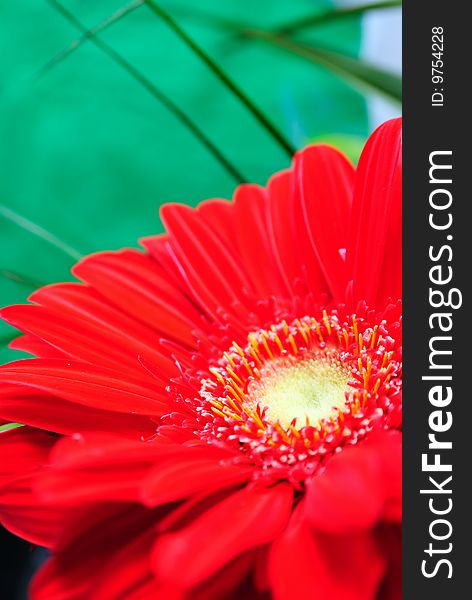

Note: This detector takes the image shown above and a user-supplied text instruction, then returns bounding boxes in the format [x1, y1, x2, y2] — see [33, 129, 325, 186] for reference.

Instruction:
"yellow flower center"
[246, 354, 351, 428]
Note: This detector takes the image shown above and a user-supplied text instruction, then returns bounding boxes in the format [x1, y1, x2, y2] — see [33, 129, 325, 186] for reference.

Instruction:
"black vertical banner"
[403, 2, 468, 598]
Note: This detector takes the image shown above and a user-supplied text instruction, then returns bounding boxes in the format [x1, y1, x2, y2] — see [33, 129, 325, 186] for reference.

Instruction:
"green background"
[0, 0, 377, 364]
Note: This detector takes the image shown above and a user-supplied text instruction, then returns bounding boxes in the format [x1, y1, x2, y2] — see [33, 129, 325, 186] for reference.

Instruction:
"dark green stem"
[277, 1, 402, 34]
[144, 0, 296, 156]
[46, 0, 247, 184]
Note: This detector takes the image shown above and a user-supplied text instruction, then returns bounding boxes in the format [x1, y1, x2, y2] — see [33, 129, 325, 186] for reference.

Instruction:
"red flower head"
[0, 118, 402, 600]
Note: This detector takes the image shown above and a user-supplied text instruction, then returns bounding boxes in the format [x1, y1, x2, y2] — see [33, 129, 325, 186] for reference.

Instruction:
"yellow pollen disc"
[247, 355, 351, 428]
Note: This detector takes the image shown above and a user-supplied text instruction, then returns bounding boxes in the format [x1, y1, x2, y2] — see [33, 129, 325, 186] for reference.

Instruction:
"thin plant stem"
[0, 204, 83, 261]
[39, 0, 144, 77]
[0, 269, 44, 290]
[45, 0, 247, 183]
[143, 0, 296, 157]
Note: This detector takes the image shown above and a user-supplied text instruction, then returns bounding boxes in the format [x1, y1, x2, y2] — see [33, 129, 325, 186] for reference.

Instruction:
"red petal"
[0, 427, 64, 546]
[36, 434, 235, 506]
[124, 582, 184, 600]
[9, 334, 64, 358]
[2, 303, 175, 380]
[197, 198, 236, 247]
[305, 431, 402, 532]
[0, 478, 65, 548]
[233, 184, 288, 298]
[376, 191, 402, 306]
[269, 506, 386, 600]
[73, 250, 201, 346]
[140, 234, 195, 299]
[31, 503, 158, 600]
[268, 510, 319, 599]
[161, 203, 252, 321]
[266, 171, 297, 292]
[30, 282, 173, 351]
[152, 483, 293, 587]
[191, 551, 256, 600]
[348, 118, 402, 306]
[37, 461, 153, 505]
[142, 457, 252, 506]
[377, 525, 402, 600]
[92, 528, 171, 600]
[305, 447, 383, 531]
[376, 432, 402, 522]
[294, 144, 354, 301]
[0, 359, 169, 416]
[0, 387, 155, 438]
[0, 426, 53, 486]
[45, 434, 230, 469]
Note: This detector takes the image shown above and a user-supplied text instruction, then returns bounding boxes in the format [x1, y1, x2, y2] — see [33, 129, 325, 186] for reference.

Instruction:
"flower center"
[246, 355, 351, 428]
[190, 307, 402, 475]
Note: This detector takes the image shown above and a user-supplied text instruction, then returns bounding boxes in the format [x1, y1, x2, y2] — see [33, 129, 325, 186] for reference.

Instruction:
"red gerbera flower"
[0, 118, 402, 600]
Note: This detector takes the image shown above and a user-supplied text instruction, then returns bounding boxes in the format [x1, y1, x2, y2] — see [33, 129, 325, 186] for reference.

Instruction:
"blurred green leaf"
[0, 332, 17, 347]
[46, 0, 247, 184]
[309, 133, 366, 164]
[158, 1, 401, 36]
[244, 31, 401, 103]
[156, 3, 401, 102]
[277, 0, 401, 34]
[43, 0, 296, 158]
[144, 0, 296, 156]
[0, 423, 24, 433]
